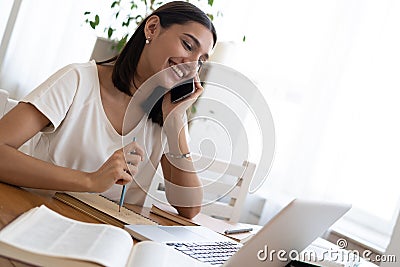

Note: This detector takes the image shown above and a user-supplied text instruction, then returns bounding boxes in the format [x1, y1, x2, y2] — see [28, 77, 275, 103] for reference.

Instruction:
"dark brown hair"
[98, 1, 217, 126]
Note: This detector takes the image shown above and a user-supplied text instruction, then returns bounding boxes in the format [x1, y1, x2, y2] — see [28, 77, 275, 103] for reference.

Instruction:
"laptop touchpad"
[160, 226, 206, 240]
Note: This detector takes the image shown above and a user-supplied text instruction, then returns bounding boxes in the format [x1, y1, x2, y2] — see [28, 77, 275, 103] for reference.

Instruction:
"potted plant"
[84, 0, 220, 60]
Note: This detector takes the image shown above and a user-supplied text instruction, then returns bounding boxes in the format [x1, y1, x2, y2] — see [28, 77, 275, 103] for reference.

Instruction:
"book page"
[0, 205, 133, 267]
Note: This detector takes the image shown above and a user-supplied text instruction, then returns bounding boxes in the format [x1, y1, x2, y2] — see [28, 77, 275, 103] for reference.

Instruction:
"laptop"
[125, 199, 351, 266]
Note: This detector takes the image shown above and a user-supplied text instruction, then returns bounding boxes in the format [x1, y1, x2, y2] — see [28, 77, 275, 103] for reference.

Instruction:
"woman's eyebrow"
[183, 33, 210, 60]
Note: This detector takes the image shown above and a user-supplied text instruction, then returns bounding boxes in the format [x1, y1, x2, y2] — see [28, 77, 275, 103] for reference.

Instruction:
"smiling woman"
[0, 1, 217, 220]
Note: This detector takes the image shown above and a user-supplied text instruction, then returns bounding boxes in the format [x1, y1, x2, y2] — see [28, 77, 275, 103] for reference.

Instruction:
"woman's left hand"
[162, 75, 204, 122]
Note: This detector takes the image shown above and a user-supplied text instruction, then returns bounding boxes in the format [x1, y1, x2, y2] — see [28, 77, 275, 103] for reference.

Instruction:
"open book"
[0, 205, 206, 267]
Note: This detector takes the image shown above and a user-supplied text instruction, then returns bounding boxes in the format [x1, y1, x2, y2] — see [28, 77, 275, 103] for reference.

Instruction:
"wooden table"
[0, 182, 178, 266]
[0, 182, 379, 267]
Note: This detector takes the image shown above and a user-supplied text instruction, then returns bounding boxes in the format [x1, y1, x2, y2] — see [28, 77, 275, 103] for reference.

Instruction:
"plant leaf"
[135, 15, 144, 24]
[111, 1, 119, 8]
[88, 14, 99, 29]
[242, 35, 246, 42]
[116, 35, 128, 52]
[84, 11, 90, 15]
[207, 13, 214, 21]
[89, 15, 99, 30]
[107, 27, 114, 39]
[124, 17, 134, 27]
[208, 0, 214, 6]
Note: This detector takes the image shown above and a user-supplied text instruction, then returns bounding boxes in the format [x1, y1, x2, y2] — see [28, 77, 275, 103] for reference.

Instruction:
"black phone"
[170, 78, 195, 103]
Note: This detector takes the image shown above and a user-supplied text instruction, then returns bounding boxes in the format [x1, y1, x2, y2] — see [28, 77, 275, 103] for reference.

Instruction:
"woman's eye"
[183, 40, 192, 51]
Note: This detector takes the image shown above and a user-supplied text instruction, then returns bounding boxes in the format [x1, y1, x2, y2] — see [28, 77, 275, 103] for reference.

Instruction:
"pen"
[119, 137, 136, 212]
[118, 185, 126, 212]
[224, 227, 253, 235]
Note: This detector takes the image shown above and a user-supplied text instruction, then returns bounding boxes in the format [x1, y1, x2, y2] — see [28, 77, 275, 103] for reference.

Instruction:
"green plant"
[84, 0, 220, 52]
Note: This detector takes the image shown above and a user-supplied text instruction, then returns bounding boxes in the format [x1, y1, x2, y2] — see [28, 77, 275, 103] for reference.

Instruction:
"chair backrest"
[0, 89, 31, 154]
[144, 154, 256, 223]
[0, 89, 18, 117]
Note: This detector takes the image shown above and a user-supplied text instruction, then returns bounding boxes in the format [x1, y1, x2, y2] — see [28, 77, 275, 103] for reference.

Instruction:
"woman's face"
[139, 19, 214, 86]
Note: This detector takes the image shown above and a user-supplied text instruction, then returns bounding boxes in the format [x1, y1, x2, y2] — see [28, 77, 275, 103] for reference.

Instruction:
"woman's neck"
[98, 65, 127, 98]
[134, 52, 154, 91]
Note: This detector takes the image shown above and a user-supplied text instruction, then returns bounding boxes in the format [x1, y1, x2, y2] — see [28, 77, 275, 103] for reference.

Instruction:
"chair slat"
[143, 157, 257, 223]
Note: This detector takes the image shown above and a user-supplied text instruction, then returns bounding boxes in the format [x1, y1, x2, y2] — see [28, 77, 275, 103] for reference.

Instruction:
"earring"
[145, 37, 150, 44]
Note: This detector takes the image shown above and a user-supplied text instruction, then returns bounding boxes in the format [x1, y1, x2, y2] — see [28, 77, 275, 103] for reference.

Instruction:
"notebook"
[54, 192, 157, 227]
[125, 199, 351, 267]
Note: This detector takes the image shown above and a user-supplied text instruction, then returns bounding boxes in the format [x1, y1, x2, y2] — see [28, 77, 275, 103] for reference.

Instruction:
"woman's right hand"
[87, 141, 144, 193]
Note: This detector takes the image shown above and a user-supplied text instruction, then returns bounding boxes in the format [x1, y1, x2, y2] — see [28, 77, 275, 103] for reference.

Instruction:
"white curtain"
[212, 0, 400, 252]
[0, 0, 99, 99]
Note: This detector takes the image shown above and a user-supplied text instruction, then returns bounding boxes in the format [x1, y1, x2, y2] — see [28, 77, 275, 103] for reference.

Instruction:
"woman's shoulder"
[23, 61, 98, 101]
[42, 60, 97, 86]
[59, 60, 97, 76]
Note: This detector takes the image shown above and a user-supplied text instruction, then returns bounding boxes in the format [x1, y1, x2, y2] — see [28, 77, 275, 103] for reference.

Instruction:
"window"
[212, 0, 400, 251]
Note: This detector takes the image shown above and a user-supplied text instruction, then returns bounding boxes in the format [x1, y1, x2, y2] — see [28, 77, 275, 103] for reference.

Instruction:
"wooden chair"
[144, 154, 256, 223]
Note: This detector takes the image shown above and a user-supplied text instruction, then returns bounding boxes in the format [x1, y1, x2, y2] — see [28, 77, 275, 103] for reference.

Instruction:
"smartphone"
[170, 78, 195, 103]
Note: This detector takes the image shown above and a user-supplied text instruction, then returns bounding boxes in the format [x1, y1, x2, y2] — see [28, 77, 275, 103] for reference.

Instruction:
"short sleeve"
[21, 64, 80, 133]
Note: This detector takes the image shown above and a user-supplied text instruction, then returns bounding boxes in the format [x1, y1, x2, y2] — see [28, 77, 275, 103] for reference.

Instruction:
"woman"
[0, 2, 217, 218]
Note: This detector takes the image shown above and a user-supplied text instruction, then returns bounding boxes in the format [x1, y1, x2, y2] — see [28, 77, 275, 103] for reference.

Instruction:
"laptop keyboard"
[166, 241, 242, 266]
